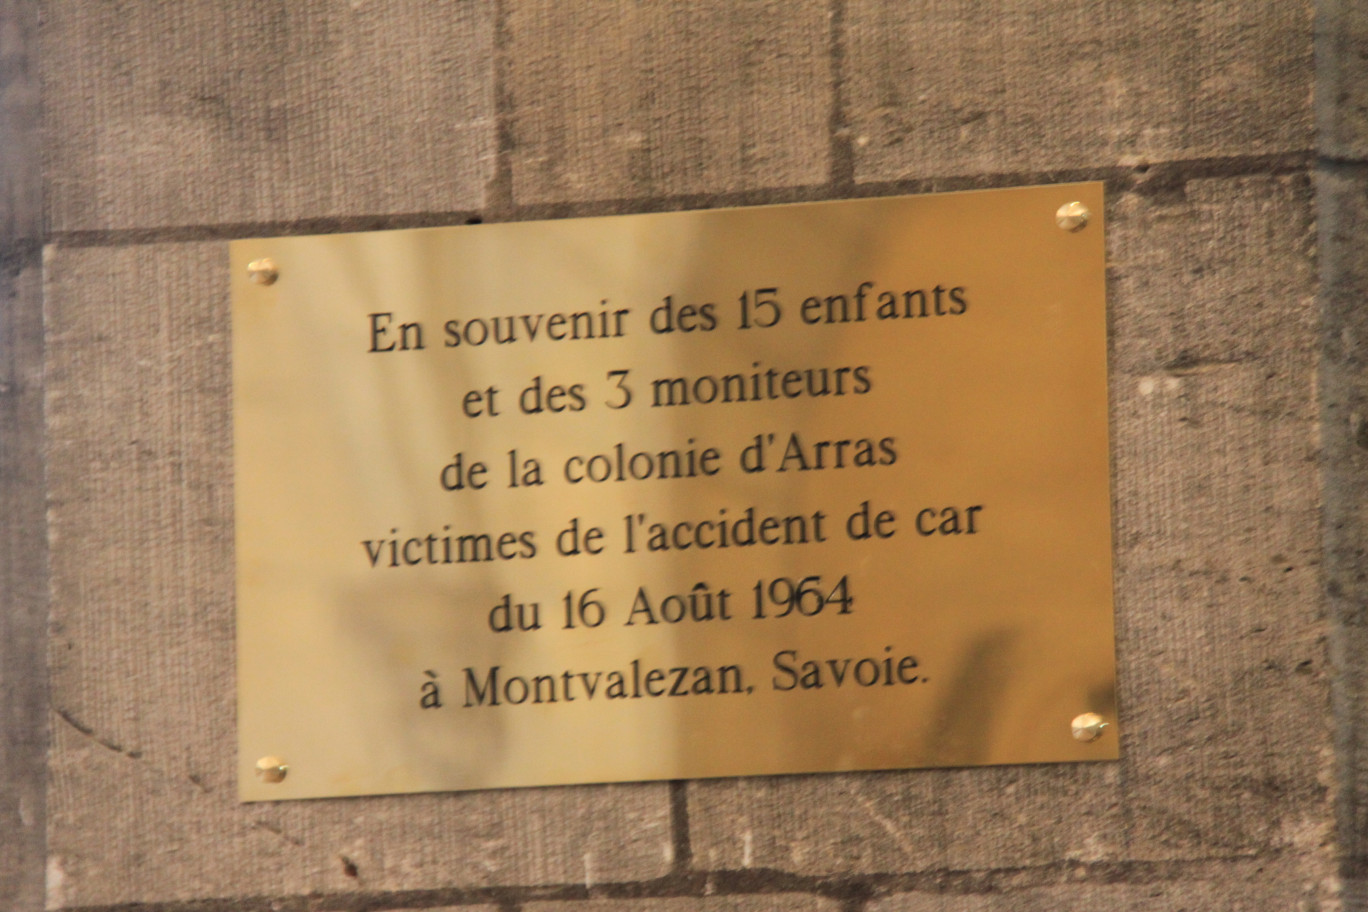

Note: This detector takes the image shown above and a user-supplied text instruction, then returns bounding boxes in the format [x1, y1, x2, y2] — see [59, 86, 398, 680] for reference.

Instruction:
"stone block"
[847, 0, 1314, 182]
[507, 0, 831, 204]
[43, 1, 497, 233]
[0, 0, 40, 243]
[866, 857, 1324, 911]
[526, 898, 840, 912]
[687, 175, 1329, 872]
[43, 242, 672, 908]
[1106, 175, 1325, 859]
[1321, 166, 1368, 869]
[689, 764, 1124, 875]
[0, 255, 46, 912]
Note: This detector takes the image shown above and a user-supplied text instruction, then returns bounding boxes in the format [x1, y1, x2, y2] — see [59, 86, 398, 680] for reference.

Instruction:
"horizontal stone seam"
[827, 0, 854, 193]
[43, 151, 1314, 251]
[1318, 154, 1368, 170]
[50, 850, 1310, 912]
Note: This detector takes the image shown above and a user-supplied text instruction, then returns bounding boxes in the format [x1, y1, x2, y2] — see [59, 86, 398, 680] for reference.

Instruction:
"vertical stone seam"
[0, 0, 46, 908]
[668, 780, 693, 874]
[1318, 0, 1368, 900]
[828, 0, 854, 192]
[1320, 160, 1365, 906]
[1323, 160, 1357, 892]
[487, 0, 516, 220]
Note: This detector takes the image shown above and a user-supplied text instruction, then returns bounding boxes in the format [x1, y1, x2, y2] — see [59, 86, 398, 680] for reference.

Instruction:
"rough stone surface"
[866, 858, 1325, 911]
[42, 243, 673, 908]
[527, 900, 838, 912]
[0, 257, 44, 912]
[689, 764, 1125, 874]
[1106, 175, 1325, 861]
[507, 0, 831, 204]
[1323, 166, 1368, 880]
[847, 0, 1314, 183]
[42, 1, 497, 234]
[0, 1, 44, 909]
[688, 175, 1330, 873]
[18, 0, 1350, 909]
[1320, 0, 1368, 901]
[0, 0, 40, 243]
[1320, 0, 1368, 161]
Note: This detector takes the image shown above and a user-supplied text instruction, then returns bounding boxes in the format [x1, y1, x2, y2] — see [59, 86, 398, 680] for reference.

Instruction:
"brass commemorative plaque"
[233, 183, 1117, 801]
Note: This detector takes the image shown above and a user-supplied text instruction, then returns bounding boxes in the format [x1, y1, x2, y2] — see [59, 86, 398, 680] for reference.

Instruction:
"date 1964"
[486, 576, 853, 632]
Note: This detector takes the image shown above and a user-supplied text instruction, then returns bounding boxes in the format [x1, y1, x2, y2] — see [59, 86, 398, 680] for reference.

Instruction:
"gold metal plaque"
[233, 184, 1117, 801]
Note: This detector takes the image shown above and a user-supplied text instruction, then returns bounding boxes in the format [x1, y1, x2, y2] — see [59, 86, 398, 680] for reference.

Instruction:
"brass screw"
[1071, 712, 1108, 743]
[247, 258, 279, 286]
[1055, 201, 1091, 232]
[255, 755, 288, 783]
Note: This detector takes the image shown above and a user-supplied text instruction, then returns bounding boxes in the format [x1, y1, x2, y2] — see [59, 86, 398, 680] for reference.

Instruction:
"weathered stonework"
[1, 0, 1354, 909]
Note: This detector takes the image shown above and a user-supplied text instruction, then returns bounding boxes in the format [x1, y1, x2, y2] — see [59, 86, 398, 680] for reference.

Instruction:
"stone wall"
[1323, 0, 1368, 905]
[3, 1, 1362, 909]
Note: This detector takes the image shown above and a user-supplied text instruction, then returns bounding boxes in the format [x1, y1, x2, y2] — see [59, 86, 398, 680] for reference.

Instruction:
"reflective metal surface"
[233, 183, 1117, 801]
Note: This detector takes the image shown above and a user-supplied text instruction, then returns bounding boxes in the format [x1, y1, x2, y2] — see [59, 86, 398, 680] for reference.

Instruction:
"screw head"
[1056, 201, 1091, 232]
[255, 755, 288, 783]
[247, 257, 279, 285]
[1071, 712, 1108, 743]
